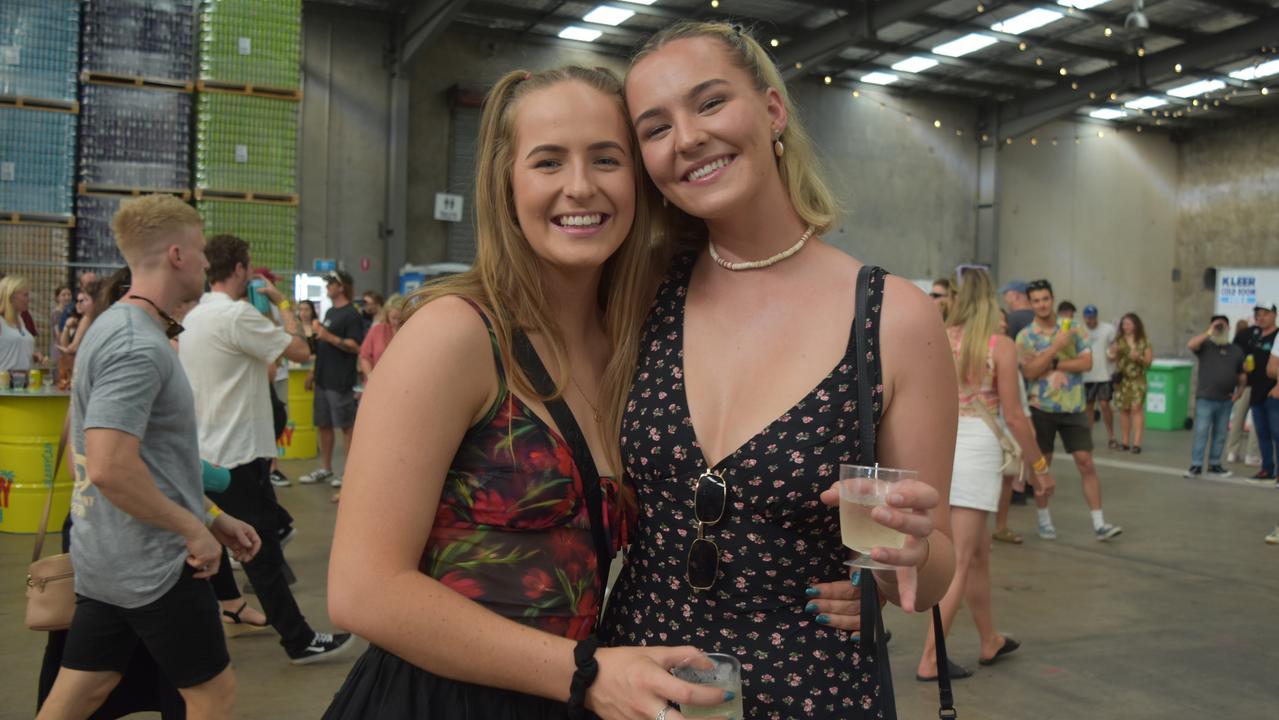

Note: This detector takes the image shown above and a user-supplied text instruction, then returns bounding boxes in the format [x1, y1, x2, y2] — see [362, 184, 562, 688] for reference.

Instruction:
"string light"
[1089, 91, 1097, 99]
[981, 132, 989, 142]
[1030, 137, 1038, 146]
[1097, 130, 1105, 138]
[1137, 47, 1146, 57]
[770, 38, 779, 47]
[824, 75, 832, 85]
[1104, 26, 1112, 37]
[1059, 67, 1068, 76]
[794, 62, 803, 70]
[1136, 125, 1143, 133]
[1005, 137, 1013, 144]
[1071, 81, 1079, 90]
[1263, 87, 1271, 95]
[956, 128, 963, 136]
[1035, 57, 1044, 66]
[1192, 98, 1199, 106]
[710, 0, 719, 7]
[1174, 63, 1183, 73]
[852, 90, 860, 98]
[1018, 42, 1027, 51]
[977, 3, 985, 11]
[1109, 92, 1118, 100]
[1051, 137, 1058, 146]
[933, 119, 942, 128]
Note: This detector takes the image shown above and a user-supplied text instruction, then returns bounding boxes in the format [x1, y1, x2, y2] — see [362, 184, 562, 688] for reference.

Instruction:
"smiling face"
[509, 80, 636, 273]
[626, 37, 785, 222]
[1029, 288, 1055, 321]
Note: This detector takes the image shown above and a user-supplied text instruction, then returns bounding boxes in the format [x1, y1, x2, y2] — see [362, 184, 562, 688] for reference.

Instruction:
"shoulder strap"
[458, 297, 507, 390]
[33, 408, 71, 563]
[853, 266, 956, 720]
[509, 329, 613, 622]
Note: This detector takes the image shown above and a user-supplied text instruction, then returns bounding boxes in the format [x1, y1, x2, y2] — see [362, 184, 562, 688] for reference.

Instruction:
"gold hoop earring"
[773, 132, 785, 158]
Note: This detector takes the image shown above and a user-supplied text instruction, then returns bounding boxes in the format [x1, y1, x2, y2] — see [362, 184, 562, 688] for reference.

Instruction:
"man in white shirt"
[179, 234, 353, 665]
[1082, 305, 1118, 448]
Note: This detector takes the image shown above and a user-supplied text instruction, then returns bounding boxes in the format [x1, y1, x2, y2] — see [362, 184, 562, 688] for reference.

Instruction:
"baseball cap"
[1083, 305, 1098, 316]
[998, 280, 1029, 295]
[1255, 301, 1278, 313]
[324, 269, 353, 286]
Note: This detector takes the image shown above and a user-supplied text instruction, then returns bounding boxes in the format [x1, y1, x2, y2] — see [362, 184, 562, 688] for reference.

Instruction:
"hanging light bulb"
[934, 119, 942, 128]
[1018, 42, 1027, 51]
[1059, 67, 1068, 76]
[1035, 57, 1044, 66]
[1097, 130, 1105, 138]
[1030, 137, 1038, 146]
[1137, 47, 1146, 57]
[1104, 26, 1113, 37]
[1109, 92, 1118, 100]
[1071, 81, 1079, 90]
[1006, 137, 1013, 145]
[824, 75, 832, 85]
[1192, 98, 1199, 106]
[1174, 63, 1183, 73]
[981, 133, 989, 142]
[1051, 137, 1058, 146]
[956, 128, 963, 136]
[852, 90, 860, 98]
[710, 0, 719, 7]
[770, 39, 780, 48]
[977, 3, 985, 11]
[1263, 87, 1271, 95]
[1089, 91, 1097, 99]
[1136, 125, 1143, 133]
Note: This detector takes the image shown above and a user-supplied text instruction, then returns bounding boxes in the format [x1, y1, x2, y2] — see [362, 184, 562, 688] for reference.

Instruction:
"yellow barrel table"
[0, 389, 72, 534]
[278, 365, 317, 459]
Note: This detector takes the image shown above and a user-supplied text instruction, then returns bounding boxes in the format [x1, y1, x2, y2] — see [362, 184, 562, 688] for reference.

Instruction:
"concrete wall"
[796, 84, 980, 281]
[1173, 116, 1279, 344]
[299, 6, 391, 294]
[997, 120, 1181, 355]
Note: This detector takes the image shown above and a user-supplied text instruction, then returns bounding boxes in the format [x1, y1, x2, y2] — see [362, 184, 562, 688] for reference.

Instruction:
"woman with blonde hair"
[915, 267, 1055, 681]
[0, 275, 43, 372]
[324, 65, 730, 720]
[602, 21, 957, 716]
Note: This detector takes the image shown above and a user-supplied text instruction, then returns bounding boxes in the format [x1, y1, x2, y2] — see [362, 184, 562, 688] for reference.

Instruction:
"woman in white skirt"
[917, 267, 1056, 680]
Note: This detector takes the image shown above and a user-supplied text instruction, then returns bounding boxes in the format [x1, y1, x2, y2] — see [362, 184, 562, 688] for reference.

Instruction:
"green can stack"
[199, 0, 302, 90]
[195, 92, 297, 193]
[196, 200, 297, 272]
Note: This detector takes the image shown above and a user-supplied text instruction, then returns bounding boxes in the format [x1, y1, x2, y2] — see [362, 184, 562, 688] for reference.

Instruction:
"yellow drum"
[278, 366, 317, 459]
[0, 391, 72, 534]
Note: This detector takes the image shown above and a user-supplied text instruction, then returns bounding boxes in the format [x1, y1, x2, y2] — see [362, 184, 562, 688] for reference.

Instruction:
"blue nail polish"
[816, 614, 830, 625]
[805, 587, 820, 597]
[850, 634, 861, 642]
[850, 570, 861, 585]
[723, 691, 736, 701]
[805, 602, 818, 613]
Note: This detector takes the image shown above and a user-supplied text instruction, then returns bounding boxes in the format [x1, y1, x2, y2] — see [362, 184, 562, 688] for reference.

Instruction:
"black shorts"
[1085, 381, 1113, 403]
[1030, 408, 1094, 455]
[62, 564, 229, 689]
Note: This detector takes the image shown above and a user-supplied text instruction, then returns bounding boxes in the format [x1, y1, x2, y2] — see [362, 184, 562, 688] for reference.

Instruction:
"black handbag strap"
[851, 265, 956, 719]
[511, 329, 614, 622]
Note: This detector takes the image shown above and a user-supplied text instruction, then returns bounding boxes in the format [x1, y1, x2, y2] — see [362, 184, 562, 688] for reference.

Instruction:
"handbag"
[26, 413, 75, 632]
[852, 265, 957, 720]
[966, 392, 1025, 486]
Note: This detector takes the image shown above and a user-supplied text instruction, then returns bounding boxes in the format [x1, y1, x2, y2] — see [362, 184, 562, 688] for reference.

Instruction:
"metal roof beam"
[777, 0, 953, 80]
[850, 37, 1057, 82]
[1013, 1, 1202, 42]
[909, 13, 1130, 63]
[995, 12, 1279, 139]
[1183, 0, 1271, 15]
[399, 0, 474, 66]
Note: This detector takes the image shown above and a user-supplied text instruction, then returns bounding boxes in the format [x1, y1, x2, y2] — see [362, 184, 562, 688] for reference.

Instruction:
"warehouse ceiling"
[309, 0, 1279, 139]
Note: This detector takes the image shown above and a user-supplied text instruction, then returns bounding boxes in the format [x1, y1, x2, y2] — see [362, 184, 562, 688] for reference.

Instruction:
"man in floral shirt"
[1016, 279, 1123, 542]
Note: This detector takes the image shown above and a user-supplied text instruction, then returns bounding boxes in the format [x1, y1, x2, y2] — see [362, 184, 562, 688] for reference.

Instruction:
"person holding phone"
[1186, 315, 1247, 478]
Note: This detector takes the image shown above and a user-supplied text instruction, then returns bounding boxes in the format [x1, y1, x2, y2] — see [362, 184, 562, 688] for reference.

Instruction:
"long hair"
[404, 66, 659, 464]
[947, 267, 1002, 388]
[0, 275, 29, 329]
[1119, 313, 1147, 345]
[629, 21, 841, 251]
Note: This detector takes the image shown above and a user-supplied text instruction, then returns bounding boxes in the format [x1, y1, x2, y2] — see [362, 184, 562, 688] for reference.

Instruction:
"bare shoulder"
[879, 275, 944, 343]
[394, 294, 493, 358]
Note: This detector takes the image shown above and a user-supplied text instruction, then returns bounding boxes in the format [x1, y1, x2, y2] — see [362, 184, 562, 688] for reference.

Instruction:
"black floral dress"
[600, 253, 888, 719]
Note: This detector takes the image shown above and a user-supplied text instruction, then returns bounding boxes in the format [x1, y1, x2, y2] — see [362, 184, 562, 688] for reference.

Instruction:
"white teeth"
[687, 156, 730, 181]
[558, 214, 602, 227]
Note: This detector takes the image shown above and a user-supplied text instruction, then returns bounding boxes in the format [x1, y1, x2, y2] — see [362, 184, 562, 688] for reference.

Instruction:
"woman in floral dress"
[600, 22, 958, 719]
[1109, 313, 1153, 453]
[323, 67, 729, 720]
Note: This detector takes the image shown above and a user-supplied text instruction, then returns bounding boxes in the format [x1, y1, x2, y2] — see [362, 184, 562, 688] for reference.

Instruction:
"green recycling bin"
[1145, 360, 1193, 431]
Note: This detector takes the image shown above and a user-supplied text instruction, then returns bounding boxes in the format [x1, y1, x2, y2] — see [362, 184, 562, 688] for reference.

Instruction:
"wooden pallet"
[194, 188, 299, 206]
[0, 212, 76, 228]
[195, 79, 302, 102]
[0, 96, 79, 114]
[80, 71, 193, 93]
[78, 184, 192, 200]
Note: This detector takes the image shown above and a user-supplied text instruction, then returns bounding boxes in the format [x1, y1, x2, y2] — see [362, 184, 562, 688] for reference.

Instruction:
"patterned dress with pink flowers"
[600, 253, 888, 719]
[325, 299, 635, 719]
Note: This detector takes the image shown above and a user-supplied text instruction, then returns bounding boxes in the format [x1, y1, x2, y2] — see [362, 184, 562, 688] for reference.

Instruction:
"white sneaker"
[1037, 520, 1057, 540]
[299, 468, 333, 485]
[329, 475, 343, 488]
[1266, 526, 1279, 545]
[1226, 452, 1239, 463]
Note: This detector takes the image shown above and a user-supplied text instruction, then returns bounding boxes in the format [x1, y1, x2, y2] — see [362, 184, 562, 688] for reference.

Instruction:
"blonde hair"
[405, 67, 659, 466]
[629, 21, 841, 243]
[111, 194, 203, 267]
[377, 293, 404, 324]
[947, 267, 1001, 388]
[0, 275, 30, 329]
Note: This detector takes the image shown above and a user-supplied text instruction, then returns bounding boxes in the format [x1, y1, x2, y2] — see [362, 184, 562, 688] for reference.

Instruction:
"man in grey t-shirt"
[1185, 315, 1246, 478]
[39, 196, 259, 720]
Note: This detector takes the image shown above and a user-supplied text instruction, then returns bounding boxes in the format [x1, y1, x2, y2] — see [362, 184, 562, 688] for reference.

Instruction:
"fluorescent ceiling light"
[860, 72, 899, 86]
[559, 26, 603, 42]
[1057, 0, 1109, 9]
[1124, 95, 1166, 110]
[1089, 108, 1127, 120]
[1229, 58, 1279, 81]
[616, 0, 656, 4]
[583, 6, 634, 26]
[1166, 79, 1226, 97]
[933, 33, 1000, 58]
[891, 56, 939, 74]
[991, 8, 1063, 35]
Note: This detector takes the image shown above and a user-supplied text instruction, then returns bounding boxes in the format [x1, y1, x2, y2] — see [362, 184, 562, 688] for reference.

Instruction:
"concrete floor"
[3, 426, 1277, 719]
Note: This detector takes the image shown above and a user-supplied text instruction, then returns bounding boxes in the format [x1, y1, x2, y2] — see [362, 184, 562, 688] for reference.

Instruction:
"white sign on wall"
[434, 193, 464, 223]
[1215, 267, 1279, 328]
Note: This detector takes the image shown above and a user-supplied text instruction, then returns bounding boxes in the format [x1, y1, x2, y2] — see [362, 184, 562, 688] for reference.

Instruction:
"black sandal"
[979, 635, 1021, 666]
[916, 659, 972, 682]
[222, 602, 271, 637]
[1131, 446, 1142, 454]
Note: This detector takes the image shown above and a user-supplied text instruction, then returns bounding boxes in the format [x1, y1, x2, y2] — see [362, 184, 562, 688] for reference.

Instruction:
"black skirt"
[323, 645, 576, 720]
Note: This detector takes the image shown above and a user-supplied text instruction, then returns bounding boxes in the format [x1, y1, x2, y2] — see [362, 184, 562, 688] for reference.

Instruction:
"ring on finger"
[655, 707, 670, 720]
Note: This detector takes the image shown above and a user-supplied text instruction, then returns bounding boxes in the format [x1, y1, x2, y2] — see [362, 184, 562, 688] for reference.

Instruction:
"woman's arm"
[328, 296, 719, 719]
[993, 338, 1055, 498]
[858, 277, 956, 612]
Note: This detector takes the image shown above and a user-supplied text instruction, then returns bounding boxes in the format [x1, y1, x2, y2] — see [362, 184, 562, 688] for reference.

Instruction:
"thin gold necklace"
[569, 375, 601, 422]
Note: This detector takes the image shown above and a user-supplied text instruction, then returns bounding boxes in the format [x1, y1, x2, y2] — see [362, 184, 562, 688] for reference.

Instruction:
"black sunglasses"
[928, 292, 946, 299]
[686, 470, 728, 591]
[1027, 279, 1052, 292]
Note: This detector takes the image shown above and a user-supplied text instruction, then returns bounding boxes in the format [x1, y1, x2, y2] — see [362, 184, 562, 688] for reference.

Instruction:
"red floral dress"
[421, 300, 635, 640]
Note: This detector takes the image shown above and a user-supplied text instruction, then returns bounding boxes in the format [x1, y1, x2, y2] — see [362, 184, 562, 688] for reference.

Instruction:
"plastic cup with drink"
[838, 463, 912, 571]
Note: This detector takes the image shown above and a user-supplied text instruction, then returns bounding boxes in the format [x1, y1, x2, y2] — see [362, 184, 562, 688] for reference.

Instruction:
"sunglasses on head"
[686, 469, 728, 591]
[1027, 279, 1052, 293]
[954, 264, 991, 288]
